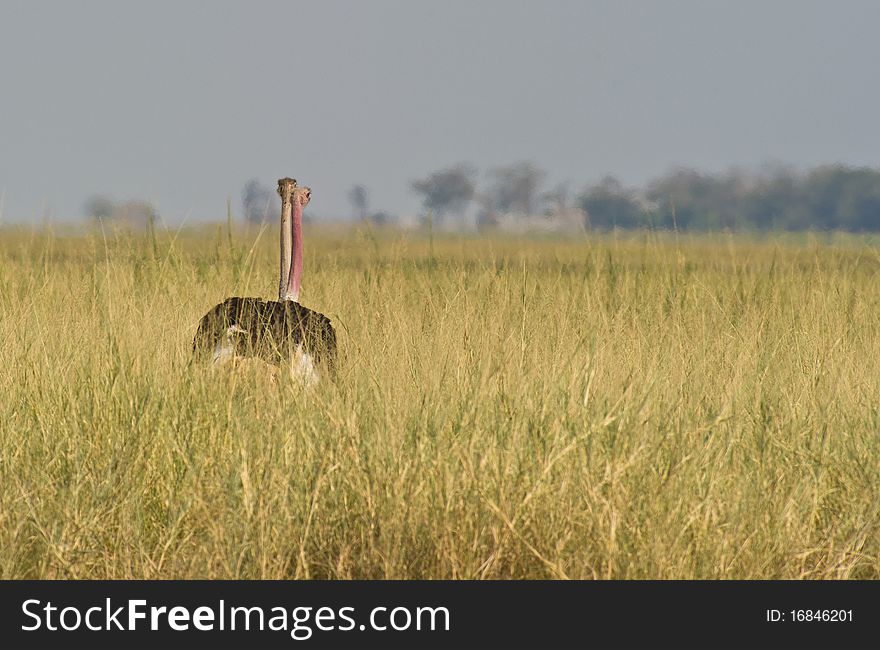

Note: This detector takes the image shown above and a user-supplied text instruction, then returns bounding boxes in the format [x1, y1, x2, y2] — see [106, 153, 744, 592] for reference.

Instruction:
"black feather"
[193, 297, 337, 373]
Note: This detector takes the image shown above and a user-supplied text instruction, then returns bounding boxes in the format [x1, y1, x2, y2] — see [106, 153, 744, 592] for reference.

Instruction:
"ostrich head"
[277, 177, 311, 303]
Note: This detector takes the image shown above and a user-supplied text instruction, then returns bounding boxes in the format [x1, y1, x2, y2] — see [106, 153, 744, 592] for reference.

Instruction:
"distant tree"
[487, 161, 545, 214]
[368, 211, 392, 226]
[116, 200, 157, 227]
[410, 163, 476, 223]
[84, 196, 156, 227]
[800, 165, 880, 231]
[347, 184, 369, 221]
[541, 181, 571, 214]
[241, 179, 274, 224]
[579, 176, 646, 229]
[739, 166, 801, 230]
[647, 169, 717, 230]
[84, 195, 115, 221]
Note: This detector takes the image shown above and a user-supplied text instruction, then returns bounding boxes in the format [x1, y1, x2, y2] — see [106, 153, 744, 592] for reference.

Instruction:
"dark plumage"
[192, 296, 337, 372]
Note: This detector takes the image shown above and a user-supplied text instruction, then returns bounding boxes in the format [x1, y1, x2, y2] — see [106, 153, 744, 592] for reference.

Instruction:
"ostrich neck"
[279, 197, 293, 301]
[286, 201, 303, 302]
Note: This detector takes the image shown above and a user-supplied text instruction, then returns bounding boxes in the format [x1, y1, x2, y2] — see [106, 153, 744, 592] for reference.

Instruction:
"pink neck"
[287, 200, 303, 302]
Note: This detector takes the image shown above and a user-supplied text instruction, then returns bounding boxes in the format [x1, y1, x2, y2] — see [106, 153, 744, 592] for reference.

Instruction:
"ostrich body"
[193, 178, 337, 380]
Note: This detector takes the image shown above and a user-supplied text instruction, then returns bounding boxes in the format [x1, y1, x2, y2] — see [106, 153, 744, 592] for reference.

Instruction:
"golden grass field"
[1, 224, 878, 578]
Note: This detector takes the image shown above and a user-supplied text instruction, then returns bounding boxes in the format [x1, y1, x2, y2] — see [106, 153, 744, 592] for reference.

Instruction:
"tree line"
[412, 163, 880, 232]
[581, 165, 880, 232]
[87, 162, 880, 232]
[406, 162, 880, 232]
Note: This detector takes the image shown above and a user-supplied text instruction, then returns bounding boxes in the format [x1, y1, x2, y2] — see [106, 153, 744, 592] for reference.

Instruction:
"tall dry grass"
[0, 224, 878, 578]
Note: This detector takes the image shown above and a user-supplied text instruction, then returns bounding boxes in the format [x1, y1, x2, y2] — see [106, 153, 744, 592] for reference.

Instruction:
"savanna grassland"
[1, 224, 878, 579]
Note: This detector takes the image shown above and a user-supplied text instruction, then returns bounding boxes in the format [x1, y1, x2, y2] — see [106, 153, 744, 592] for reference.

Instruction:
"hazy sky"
[2, 0, 879, 222]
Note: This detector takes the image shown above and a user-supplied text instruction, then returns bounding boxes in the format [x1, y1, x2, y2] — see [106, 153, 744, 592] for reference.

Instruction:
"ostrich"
[192, 177, 337, 382]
